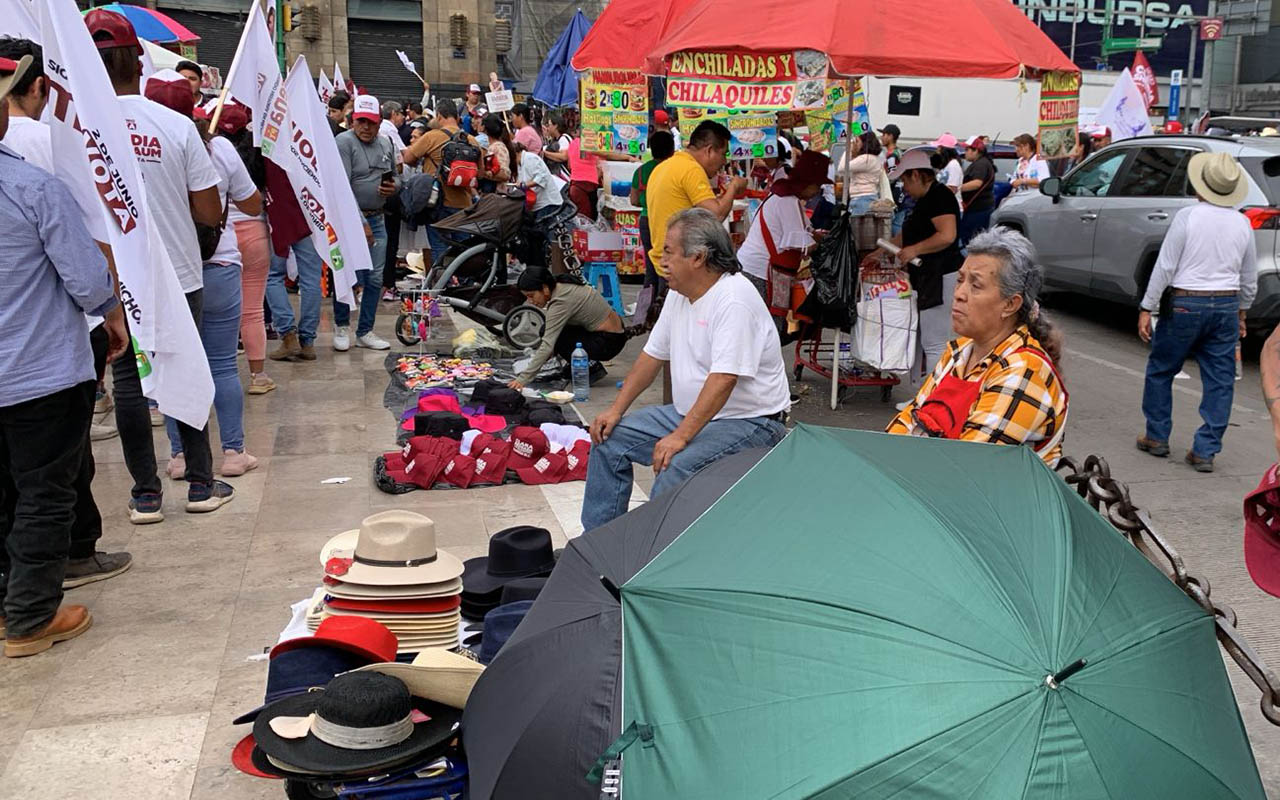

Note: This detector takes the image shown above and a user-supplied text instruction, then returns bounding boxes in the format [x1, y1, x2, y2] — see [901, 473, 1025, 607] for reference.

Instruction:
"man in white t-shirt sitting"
[581, 208, 790, 531]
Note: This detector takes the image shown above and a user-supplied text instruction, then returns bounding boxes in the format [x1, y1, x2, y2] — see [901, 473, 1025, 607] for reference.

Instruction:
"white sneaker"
[355, 332, 391, 350]
[333, 326, 351, 352]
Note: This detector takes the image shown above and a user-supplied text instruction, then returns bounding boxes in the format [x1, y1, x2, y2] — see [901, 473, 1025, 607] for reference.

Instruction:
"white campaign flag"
[224, 1, 288, 159]
[38, 0, 212, 428]
[1096, 68, 1154, 142]
[333, 62, 347, 95]
[317, 69, 334, 104]
[283, 55, 368, 307]
[0, 0, 38, 39]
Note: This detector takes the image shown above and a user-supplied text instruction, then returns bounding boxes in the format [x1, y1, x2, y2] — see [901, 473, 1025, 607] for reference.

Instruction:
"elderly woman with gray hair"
[887, 227, 1070, 466]
[580, 208, 792, 531]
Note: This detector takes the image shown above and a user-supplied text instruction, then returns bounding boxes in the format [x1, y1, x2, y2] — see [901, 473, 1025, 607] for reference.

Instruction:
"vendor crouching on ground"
[507, 266, 626, 390]
[887, 227, 1069, 466]
[581, 208, 790, 530]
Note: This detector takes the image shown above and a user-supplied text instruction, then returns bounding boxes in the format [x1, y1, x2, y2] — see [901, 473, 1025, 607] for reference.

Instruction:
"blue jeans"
[958, 206, 993, 247]
[427, 205, 468, 267]
[1142, 295, 1239, 459]
[334, 214, 385, 337]
[848, 194, 876, 216]
[891, 206, 908, 237]
[580, 404, 786, 532]
[167, 263, 245, 452]
[266, 236, 324, 346]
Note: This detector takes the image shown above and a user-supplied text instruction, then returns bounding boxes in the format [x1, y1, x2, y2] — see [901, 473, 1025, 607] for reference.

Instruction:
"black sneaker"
[187, 480, 235, 513]
[588, 361, 608, 385]
[63, 552, 133, 589]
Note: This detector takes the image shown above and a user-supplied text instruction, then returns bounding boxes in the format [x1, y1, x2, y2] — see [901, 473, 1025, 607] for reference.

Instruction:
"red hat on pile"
[507, 426, 550, 471]
[85, 9, 142, 53]
[269, 616, 398, 663]
[516, 452, 569, 485]
[564, 440, 591, 482]
[1244, 463, 1280, 597]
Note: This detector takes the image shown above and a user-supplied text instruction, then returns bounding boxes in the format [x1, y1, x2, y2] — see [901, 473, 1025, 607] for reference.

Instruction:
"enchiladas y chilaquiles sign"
[665, 49, 829, 111]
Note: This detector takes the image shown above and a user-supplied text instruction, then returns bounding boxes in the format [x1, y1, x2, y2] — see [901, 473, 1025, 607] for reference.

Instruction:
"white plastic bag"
[854, 291, 918, 372]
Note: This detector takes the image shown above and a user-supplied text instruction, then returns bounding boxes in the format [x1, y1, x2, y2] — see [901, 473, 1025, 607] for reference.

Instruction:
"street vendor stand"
[576, 0, 1080, 409]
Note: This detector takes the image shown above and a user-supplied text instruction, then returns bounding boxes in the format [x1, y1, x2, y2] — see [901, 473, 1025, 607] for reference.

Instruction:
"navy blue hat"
[232, 646, 369, 725]
[478, 600, 534, 665]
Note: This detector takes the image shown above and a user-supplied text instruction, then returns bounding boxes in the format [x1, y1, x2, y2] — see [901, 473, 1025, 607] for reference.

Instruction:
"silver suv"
[991, 135, 1280, 333]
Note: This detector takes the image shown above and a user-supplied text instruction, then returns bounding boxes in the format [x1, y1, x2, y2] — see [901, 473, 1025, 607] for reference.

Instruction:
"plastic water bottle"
[571, 343, 591, 402]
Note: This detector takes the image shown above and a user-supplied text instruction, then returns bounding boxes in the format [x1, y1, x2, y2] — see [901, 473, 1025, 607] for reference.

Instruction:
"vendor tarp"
[616, 425, 1264, 799]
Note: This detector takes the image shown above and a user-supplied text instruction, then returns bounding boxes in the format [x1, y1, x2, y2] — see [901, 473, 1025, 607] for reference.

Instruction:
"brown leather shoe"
[297, 342, 317, 361]
[1135, 436, 1170, 457]
[1185, 451, 1215, 473]
[4, 605, 92, 658]
[270, 331, 302, 362]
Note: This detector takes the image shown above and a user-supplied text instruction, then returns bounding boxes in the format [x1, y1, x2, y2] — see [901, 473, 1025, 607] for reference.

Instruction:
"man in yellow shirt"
[647, 120, 746, 279]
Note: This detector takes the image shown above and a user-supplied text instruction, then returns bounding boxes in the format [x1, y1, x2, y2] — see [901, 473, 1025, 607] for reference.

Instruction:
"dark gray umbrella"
[461, 449, 768, 800]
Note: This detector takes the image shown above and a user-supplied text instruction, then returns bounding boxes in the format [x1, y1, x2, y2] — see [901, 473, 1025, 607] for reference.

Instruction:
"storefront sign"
[580, 69, 649, 156]
[1037, 70, 1080, 160]
[665, 49, 828, 112]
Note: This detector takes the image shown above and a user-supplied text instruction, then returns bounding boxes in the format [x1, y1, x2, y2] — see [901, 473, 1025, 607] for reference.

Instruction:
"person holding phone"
[334, 94, 398, 351]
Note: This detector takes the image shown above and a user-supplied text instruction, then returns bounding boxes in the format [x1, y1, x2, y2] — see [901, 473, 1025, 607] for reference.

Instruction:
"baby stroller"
[414, 188, 548, 349]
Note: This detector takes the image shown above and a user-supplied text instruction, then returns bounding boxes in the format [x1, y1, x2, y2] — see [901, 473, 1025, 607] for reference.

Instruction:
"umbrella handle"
[599, 575, 621, 602]
[1045, 657, 1087, 689]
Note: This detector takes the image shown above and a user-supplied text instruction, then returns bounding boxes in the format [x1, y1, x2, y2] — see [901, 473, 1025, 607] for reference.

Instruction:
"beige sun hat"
[354, 648, 484, 709]
[1186, 151, 1250, 207]
[321, 511, 464, 587]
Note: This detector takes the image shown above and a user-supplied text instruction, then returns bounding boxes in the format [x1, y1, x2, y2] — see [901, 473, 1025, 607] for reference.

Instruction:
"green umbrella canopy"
[616, 425, 1264, 799]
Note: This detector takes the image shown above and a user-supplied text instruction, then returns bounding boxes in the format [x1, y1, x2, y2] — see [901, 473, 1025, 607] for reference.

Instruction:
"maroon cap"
[145, 74, 194, 119]
[441, 454, 477, 489]
[217, 103, 251, 135]
[508, 426, 550, 471]
[0, 57, 19, 74]
[564, 440, 590, 482]
[516, 452, 569, 485]
[473, 440, 511, 485]
[1244, 463, 1280, 597]
[85, 9, 142, 52]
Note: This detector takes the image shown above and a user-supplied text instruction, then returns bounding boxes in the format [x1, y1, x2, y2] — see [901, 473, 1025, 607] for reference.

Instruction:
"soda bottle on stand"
[571, 343, 591, 402]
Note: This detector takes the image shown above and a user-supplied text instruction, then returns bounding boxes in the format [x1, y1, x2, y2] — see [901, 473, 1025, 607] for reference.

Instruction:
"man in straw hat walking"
[0, 55, 129, 656]
[1136, 151, 1258, 473]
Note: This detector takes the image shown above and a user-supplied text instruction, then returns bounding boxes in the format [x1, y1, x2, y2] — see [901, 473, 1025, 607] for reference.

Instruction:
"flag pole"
[210, 0, 262, 131]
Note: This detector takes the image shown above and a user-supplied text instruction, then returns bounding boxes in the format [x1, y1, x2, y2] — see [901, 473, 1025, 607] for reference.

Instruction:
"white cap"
[961, 134, 986, 150]
[468, 83, 483, 94]
[887, 146, 936, 180]
[353, 94, 380, 122]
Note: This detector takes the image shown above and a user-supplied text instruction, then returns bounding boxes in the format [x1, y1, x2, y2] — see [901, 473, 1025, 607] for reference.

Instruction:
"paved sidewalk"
[2, 293, 1278, 797]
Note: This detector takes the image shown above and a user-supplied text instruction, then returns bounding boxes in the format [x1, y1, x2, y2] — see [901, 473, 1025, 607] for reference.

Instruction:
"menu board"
[807, 80, 870, 150]
[665, 49, 828, 112]
[678, 108, 779, 160]
[580, 69, 649, 156]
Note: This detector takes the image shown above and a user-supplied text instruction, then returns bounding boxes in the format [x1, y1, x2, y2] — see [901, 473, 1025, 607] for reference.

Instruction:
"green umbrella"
[613, 425, 1264, 799]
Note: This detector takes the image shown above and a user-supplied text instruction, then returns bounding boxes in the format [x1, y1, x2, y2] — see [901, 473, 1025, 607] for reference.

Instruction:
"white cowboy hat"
[321, 511, 464, 587]
[355, 648, 485, 710]
[1186, 151, 1250, 207]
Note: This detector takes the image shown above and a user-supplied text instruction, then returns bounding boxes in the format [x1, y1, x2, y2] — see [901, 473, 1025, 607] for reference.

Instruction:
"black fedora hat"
[461, 526, 555, 597]
[253, 671, 460, 775]
[499, 576, 547, 606]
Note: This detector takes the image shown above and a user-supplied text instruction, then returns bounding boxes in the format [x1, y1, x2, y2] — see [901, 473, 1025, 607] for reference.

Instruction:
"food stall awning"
[569, 0, 698, 71]
[642, 0, 1078, 78]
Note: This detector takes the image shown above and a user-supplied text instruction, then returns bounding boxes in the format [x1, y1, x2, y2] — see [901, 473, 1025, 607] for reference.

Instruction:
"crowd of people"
[0, 6, 1264, 660]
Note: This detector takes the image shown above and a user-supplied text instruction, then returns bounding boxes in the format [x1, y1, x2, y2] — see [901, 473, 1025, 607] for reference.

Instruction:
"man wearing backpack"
[402, 99, 481, 265]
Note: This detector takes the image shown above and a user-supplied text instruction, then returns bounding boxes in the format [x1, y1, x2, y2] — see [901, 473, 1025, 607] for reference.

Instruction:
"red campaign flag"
[1132, 51, 1159, 110]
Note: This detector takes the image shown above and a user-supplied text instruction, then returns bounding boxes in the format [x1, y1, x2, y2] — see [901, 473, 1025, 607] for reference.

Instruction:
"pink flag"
[1132, 52, 1159, 110]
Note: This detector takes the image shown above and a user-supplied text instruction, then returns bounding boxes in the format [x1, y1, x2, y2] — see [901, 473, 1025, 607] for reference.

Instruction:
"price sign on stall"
[580, 69, 649, 156]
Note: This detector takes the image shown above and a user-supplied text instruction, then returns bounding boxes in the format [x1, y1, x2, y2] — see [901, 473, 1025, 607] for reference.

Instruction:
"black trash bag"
[803, 206, 857, 329]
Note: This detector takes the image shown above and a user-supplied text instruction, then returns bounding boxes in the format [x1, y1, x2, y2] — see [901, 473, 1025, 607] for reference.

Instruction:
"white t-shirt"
[940, 159, 965, 208]
[3, 116, 54, 174]
[737, 194, 814, 280]
[379, 119, 405, 165]
[120, 95, 220, 292]
[206, 136, 258, 267]
[518, 151, 565, 212]
[1013, 156, 1050, 191]
[643, 272, 791, 419]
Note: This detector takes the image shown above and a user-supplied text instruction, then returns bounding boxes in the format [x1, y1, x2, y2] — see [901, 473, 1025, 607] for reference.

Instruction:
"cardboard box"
[572, 230, 626, 263]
